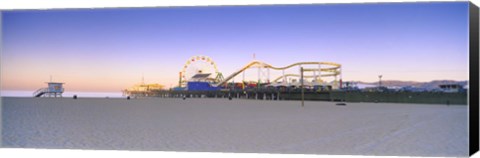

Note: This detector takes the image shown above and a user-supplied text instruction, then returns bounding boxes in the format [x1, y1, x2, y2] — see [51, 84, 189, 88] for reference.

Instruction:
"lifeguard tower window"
[48, 82, 64, 93]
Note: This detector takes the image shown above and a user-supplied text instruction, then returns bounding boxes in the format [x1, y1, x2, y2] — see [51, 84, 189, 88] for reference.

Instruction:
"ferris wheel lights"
[180, 55, 220, 87]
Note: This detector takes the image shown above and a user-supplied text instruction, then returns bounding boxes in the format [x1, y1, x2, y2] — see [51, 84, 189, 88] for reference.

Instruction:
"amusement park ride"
[178, 56, 224, 88]
[176, 55, 342, 91]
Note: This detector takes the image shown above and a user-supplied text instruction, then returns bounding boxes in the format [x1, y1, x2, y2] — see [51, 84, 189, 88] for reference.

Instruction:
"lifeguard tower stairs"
[33, 82, 65, 97]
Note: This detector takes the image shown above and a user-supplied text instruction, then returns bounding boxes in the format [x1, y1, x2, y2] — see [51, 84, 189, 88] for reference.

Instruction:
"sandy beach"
[1, 97, 468, 157]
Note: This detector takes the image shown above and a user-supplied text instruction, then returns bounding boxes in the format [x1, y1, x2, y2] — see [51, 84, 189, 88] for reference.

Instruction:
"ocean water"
[1, 90, 124, 98]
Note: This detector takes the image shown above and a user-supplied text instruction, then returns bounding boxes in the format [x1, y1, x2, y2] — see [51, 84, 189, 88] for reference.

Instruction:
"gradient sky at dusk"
[1, 2, 469, 92]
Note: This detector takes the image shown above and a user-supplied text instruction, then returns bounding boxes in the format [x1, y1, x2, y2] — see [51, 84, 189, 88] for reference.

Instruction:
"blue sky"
[1, 2, 470, 92]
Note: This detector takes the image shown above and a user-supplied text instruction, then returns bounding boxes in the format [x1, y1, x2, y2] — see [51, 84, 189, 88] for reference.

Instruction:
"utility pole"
[301, 67, 304, 107]
[179, 72, 182, 88]
[378, 75, 383, 87]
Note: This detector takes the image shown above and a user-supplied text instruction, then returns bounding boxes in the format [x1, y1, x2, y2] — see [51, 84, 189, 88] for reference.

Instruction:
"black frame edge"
[470, 1, 480, 157]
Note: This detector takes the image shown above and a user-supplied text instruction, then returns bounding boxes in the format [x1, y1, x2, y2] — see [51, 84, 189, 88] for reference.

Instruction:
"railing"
[33, 88, 49, 97]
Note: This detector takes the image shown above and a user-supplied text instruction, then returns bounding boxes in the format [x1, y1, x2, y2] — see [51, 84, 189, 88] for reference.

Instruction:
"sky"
[1, 2, 470, 93]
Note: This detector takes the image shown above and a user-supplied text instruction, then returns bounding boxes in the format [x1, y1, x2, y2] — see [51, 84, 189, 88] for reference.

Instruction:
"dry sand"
[1, 97, 468, 157]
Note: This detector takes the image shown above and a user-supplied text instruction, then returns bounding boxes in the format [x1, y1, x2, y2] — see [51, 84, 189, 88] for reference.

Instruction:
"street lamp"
[378, 75, 383, 87]
[300, 67, 304, 107]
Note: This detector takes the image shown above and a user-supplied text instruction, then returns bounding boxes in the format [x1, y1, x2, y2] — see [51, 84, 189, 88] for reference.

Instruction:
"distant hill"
[351, 80, 468, 90]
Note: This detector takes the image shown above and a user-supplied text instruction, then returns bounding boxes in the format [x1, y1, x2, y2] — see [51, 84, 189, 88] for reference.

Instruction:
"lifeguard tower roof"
[45, 82, 65, 84]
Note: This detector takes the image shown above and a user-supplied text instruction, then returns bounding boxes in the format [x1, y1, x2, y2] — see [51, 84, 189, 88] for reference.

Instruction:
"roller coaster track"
[213, 60, 341, 87]
[271, 73, 340, 83]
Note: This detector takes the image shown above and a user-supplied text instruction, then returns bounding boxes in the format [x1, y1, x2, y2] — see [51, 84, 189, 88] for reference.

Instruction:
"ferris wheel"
[180, 55, 219, 86]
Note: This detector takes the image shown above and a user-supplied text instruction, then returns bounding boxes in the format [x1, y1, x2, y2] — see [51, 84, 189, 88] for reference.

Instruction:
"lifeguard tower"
[33, 82, 65, 97]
